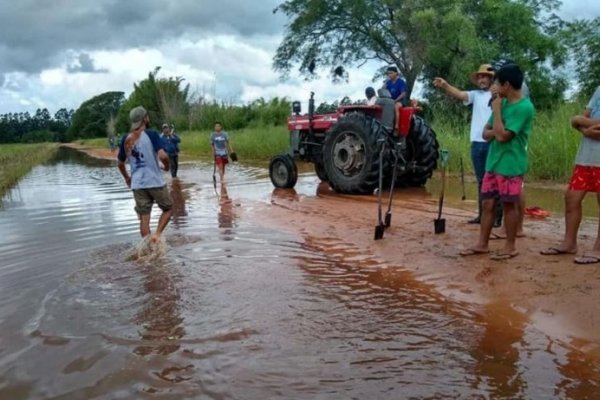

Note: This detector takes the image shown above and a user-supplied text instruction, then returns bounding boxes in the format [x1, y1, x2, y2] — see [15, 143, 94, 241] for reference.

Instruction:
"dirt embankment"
[61, 143, 117, 160]
[258, 183, 600, 351]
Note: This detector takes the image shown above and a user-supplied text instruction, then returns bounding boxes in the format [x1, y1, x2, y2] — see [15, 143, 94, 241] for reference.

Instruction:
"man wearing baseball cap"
[117, 106, 172, 242]
[161, 122, 181, 178]
[433, 64, 501, 226]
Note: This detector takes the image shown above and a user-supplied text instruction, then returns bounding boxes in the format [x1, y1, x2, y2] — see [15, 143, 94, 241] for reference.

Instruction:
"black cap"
[386, 66, 398, 73]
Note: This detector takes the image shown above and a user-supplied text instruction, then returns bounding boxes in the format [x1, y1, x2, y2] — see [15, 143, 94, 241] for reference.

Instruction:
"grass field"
[0, 143, 58, 198]
[79, 126, 290, 161]
[435, 99, 584, 182]
[76, 99, 587, 182]
[177, 126, 289, 160]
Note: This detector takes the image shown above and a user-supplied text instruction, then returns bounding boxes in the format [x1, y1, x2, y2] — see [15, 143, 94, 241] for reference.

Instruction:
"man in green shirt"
[460, 64, 535, 260]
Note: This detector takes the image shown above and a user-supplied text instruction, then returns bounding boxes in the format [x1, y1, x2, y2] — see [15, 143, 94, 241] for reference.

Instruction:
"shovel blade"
[434, 218, 446, 234]
[374, 224, 385, 240]
[384, 212, 392, 228]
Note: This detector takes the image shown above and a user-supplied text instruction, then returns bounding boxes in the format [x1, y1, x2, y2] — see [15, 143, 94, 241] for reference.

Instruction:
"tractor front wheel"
[269, 154, 298, 189]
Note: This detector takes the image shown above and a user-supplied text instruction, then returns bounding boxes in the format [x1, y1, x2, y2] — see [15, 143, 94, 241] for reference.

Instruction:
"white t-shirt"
[367, 96, 377, 105]
[463, 90, 492, 143]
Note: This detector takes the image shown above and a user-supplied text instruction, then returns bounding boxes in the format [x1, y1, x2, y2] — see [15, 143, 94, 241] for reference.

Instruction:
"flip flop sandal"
[490, 232, 505, 240]
[574, 255, 600, 265]
[490, 232, 526, 240]
[459, 249, 490, 257]
[540, 247, 576, 255]
[490, 251, 519, 261]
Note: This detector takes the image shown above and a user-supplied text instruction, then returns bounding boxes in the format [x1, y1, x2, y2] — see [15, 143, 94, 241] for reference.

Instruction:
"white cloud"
[0, 0, 599, 114]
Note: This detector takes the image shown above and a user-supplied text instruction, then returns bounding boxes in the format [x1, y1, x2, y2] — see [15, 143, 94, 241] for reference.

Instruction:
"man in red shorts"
[210, 121, 235, 182]
[541, 86, 600, 263]
[460, 64, 535, 260]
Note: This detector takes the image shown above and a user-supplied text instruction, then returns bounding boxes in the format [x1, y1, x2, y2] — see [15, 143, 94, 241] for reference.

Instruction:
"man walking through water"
[433, 64, 502, 226]
[161, 123, 181, 178]
[117, 106, 173, 242]
[210, 121, 235, 182]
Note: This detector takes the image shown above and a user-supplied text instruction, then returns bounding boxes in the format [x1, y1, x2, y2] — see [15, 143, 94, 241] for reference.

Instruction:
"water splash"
[127, 235, 168, 262]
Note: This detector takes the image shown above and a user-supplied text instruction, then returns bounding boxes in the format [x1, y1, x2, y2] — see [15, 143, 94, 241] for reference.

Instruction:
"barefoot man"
[118, 106, 173, 242]
[541, 86, 600, 264]
[460, 64, 535, 261]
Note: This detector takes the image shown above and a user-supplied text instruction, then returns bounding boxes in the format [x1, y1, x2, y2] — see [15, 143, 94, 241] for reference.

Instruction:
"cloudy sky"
[0, 0, 599, 115]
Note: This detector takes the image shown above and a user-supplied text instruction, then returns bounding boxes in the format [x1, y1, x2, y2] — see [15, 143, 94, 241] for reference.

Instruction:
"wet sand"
[69, 143, 600, 350]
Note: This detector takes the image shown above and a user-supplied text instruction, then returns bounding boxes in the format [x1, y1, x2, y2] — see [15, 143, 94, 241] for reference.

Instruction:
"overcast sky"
[0, 0, 599, 115]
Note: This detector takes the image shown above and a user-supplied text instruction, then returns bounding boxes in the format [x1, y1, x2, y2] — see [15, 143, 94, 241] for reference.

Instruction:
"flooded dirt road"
[1, 147, 599, 399]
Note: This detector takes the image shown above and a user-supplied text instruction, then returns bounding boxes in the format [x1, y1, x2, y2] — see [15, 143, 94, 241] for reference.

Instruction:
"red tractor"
[269, 91, 439, 195]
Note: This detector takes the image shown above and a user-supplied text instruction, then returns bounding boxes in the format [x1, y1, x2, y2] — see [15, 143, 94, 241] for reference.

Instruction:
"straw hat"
[469, 64, 495, 85]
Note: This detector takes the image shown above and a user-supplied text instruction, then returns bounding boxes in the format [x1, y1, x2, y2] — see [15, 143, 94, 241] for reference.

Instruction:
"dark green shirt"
[486, 97, 535, 176]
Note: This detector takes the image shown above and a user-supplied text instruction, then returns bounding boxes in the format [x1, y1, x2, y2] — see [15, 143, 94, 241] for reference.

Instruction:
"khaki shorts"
[133, 186, 172, 215]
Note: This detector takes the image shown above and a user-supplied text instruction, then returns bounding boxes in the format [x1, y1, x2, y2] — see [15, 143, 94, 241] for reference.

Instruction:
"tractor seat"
[375, 89, 396, 132]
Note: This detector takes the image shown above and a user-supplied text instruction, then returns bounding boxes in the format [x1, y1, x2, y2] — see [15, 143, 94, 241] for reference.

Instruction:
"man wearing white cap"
[117, 106, 172, 242]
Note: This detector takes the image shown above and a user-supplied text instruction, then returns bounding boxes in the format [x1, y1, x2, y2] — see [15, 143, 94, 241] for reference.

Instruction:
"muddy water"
[0, 148, 599, 399]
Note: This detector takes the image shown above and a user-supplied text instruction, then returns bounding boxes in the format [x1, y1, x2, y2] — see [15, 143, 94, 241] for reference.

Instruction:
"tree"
[116, 67, 191, 133]
[274, 0, 567, 109]
[67, 91, 125, 141]
[562, 17, 600, 98]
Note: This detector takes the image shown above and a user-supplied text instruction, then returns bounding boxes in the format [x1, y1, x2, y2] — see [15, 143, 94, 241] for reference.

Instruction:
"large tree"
[274, 0, 567, 108]
[116, 67, 191, 133]
[562, 17, 600, 99]
[67, 91, 125, 140]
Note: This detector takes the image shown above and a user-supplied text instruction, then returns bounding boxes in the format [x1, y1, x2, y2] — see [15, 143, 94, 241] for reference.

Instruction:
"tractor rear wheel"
[397, 115, 439, 187]
[322, 113, 387, 194]
[314, 162, 328, 181]
[269, 154, 298, 189]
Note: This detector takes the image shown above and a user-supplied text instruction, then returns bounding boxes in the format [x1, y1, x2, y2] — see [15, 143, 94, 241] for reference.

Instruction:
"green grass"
[0, 143, 59, 198]
[178, 126, 289, 160]
[77, 126, 290, 161]
[435, 100, 585, 182]
[76, 100, 587, 182]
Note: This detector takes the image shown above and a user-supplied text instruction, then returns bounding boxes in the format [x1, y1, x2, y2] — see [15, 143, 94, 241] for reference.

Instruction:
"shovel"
[374, 139, 386, 240]
[384, 147, 400, 227]
[434, 149, 449, 234]
[460, 156, 466, 201]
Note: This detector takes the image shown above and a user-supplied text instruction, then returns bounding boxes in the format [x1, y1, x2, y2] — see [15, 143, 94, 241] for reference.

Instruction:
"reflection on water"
[217, 183, 236, 230]
[133, 259, 185, 358]
[470, 301, 527, 397]
[169, 178, 189, 229]
[0, 148, 599, 399]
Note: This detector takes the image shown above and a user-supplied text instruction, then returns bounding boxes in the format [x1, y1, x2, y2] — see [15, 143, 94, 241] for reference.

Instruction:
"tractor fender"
[398, 107, 417, 137]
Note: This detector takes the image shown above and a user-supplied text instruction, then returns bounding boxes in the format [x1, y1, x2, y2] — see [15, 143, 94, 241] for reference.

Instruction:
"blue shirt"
[575, 86, 600, 166]
[162, 133, 181, 155]
[385, 78, 407, 101]
[210, 131, 229, 156]
[117, 129, 166, 190]
[588, 86, 600, 119]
